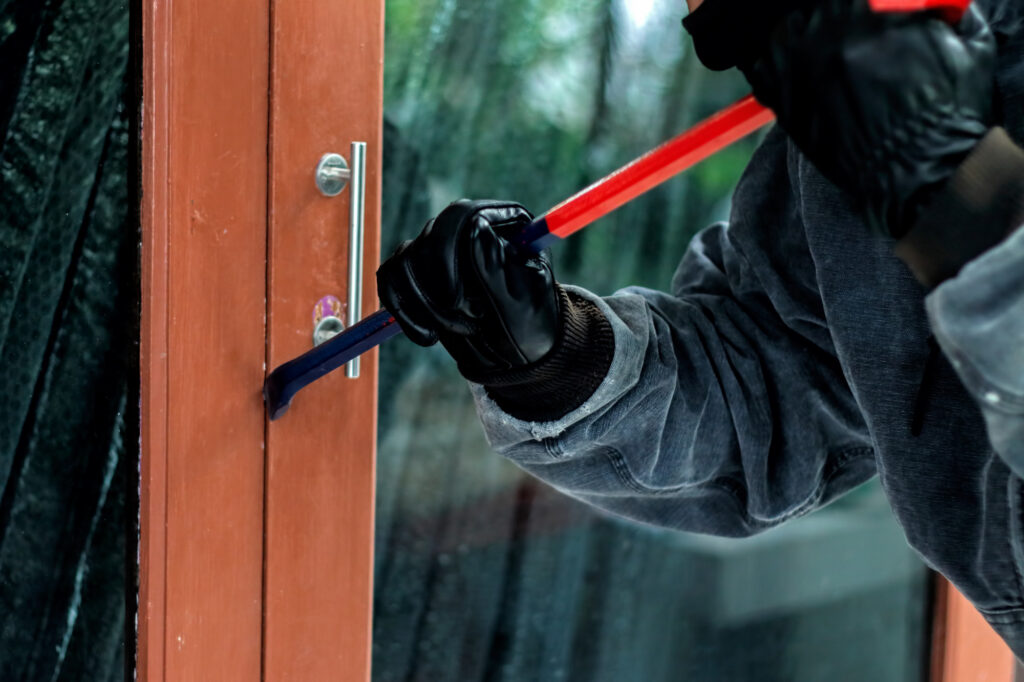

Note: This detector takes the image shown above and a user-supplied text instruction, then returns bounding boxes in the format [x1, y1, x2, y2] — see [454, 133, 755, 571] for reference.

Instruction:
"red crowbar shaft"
[869, 0, 967, 22]
[264, 0, 970, 420]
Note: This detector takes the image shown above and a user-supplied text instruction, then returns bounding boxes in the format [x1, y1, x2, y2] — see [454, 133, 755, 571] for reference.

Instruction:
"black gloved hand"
[742, 0, 997, 237]
[377, 199, 614, 422]
[376, 199, 559, 379]
[682, 0, 817, 71]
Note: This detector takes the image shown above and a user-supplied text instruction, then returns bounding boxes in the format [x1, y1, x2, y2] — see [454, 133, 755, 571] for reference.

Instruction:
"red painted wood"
[263, 0, 383, 679]
[138, 0, 169, 677]
[931, 579, 1015, 682]
[140, 0, 270, 679]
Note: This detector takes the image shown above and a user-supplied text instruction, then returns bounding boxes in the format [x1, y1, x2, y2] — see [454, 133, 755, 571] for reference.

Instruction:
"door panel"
[264, 1, 384, 680]
[142, 1, 382, 680]
[140, 0, 270, 679]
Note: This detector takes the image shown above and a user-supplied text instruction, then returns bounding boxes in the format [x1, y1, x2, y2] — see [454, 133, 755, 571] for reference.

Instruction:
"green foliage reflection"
[382, 0, 760, 293]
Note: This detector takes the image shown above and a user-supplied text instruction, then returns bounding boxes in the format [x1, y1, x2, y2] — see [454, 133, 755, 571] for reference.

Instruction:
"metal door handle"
[345, 142, 366, 378]
[314, 142, 366, 378]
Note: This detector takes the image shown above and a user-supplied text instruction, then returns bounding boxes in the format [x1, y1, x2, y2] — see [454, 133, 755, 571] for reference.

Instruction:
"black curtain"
[0, 0, 134, 680]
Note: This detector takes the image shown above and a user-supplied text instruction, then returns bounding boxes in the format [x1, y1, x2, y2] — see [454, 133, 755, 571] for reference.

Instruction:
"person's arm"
[378, 128, 877, 537]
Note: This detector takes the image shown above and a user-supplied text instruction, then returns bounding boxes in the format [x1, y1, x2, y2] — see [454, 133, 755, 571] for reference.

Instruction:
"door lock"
[312, 295, 345, 347]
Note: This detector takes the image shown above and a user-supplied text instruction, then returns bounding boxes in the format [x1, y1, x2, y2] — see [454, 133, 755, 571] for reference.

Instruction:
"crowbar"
[264, 0, 970, 420]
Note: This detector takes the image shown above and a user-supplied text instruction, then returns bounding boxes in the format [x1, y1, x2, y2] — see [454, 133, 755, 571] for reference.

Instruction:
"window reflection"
[375, 1, 930, 680]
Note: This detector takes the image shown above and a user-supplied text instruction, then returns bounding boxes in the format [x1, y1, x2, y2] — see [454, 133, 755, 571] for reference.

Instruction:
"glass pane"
[375, 1, 931, 680]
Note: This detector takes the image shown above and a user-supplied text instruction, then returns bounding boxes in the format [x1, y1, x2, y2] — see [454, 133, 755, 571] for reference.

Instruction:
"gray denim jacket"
[469, 19, 1024, 652]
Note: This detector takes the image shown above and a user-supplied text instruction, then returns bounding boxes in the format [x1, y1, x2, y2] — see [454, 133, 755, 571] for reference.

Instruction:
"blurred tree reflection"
[375, 2, 928, 681]
[381, 0, 757, 291]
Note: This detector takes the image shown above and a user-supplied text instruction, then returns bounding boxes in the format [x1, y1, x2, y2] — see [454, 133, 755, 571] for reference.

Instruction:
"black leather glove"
[682, 0, 817, 71]
[377, 199, 558, 375]
[376, 199, 614, 421]
[742, 0, 997, 238]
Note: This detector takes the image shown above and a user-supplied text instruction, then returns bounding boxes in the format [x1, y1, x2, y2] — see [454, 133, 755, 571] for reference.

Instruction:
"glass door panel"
[374, 1, 930, 680]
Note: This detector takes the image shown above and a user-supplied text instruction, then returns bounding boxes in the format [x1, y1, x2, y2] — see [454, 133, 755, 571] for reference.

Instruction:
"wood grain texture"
[263, 0, 383, 679]
[931, 578, 1016, 682]
[141, 0, 270, 679]
[139, 0, 169, 676]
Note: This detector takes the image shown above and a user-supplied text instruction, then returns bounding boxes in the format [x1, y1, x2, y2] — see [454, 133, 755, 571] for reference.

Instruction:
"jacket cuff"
[895, 127, 1024, 288]
[466, 286, 614, 423]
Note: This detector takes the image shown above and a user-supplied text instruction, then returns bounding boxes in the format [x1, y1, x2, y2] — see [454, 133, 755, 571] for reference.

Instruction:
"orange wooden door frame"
[140, 0, 382, 680]
[931, 578, 1016, 682]
[139, 0, 270, 679]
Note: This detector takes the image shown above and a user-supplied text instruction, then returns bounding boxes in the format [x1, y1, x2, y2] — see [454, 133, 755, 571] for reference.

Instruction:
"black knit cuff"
[468, 287, 614, 423]
[895, 127, 1024, 288]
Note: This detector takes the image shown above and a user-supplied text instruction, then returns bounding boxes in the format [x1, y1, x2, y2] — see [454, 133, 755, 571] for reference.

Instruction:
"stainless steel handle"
[346, 142, 367, 379]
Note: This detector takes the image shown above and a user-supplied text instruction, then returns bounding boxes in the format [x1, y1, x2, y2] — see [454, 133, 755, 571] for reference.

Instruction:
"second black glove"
[742, 0, 996, 237]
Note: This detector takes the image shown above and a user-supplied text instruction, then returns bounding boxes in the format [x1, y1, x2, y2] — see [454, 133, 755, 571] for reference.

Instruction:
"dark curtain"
[0, 0, 133, 680]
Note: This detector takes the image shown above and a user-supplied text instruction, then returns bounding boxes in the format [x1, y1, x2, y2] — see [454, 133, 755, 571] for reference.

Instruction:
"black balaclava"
[682, 0, 818, 71]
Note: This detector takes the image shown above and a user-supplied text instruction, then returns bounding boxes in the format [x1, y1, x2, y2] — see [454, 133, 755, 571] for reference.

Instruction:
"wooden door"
[140, 1, 383, 680]
[263, 1, 383, 680]
[931, 579, 1017, 682]
[139, 0, 269, 679]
